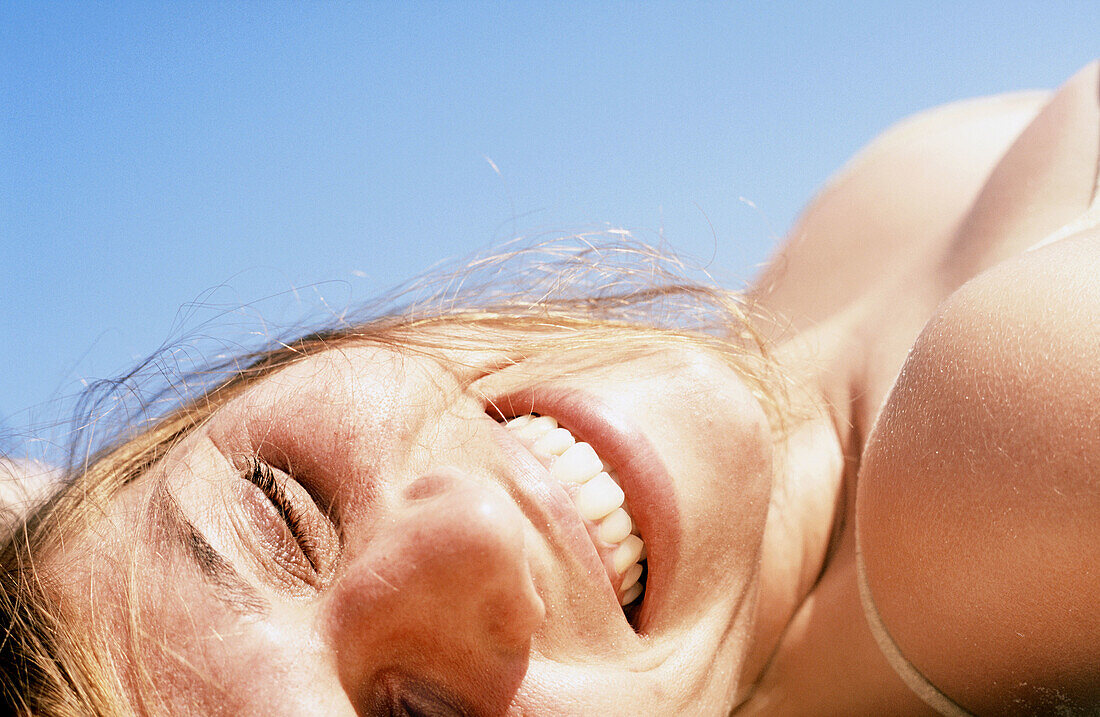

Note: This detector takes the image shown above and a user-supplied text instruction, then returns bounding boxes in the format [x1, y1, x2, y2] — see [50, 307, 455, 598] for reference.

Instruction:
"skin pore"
[59, 341, 844, 716]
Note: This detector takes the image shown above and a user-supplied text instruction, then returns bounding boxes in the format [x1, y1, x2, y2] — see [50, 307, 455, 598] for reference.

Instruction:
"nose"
[329, 467, 546, 715]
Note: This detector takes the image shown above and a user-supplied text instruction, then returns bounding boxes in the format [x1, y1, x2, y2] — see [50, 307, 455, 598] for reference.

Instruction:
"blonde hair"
[0, 235, 784, 715]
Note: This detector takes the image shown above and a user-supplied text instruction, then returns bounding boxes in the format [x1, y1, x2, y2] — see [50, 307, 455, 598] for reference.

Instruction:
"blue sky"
[2, 2, 1097, 453]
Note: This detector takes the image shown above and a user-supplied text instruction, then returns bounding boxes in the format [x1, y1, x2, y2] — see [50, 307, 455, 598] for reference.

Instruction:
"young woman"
[2, 61, 1097, 716]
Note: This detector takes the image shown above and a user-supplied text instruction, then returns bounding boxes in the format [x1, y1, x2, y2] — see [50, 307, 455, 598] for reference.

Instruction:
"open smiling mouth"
[499, 413, 648, 626]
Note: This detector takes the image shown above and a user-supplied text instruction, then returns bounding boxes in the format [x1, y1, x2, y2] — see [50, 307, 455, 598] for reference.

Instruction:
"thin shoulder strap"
[854, 533, 976, 717]
[1026, 63, 1100, 253]
[1026, 173, 1100, 252]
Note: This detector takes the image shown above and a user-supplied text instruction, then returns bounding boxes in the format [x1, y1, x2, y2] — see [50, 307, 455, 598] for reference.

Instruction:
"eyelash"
[244, 459, 320, 572]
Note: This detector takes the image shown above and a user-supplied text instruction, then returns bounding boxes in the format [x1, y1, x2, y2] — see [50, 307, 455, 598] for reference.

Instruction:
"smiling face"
[61, 338, 778, 716]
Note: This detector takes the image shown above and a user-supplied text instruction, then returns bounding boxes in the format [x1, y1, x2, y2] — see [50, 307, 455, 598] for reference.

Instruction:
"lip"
[489, 387, 682, 633]
[488, 421, 623, 616]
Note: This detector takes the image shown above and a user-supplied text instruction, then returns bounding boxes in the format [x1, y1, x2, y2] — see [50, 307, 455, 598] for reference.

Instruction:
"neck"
[734, 318, 858, 701]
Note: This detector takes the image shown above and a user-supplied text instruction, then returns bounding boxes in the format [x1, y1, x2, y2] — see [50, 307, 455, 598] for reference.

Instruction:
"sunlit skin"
[68, 344, 830, 716]
[52, 61, 1099, 715]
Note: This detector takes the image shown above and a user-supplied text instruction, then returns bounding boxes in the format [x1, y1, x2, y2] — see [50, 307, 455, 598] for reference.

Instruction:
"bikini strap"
[854, 533, 976, 717]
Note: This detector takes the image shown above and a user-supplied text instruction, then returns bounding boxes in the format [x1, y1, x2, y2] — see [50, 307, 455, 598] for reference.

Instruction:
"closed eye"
[245, 459, 318, 570]
[240, 457, 338, 586]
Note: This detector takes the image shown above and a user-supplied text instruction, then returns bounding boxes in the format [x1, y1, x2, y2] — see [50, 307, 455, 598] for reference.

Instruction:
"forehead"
[193, 344, 505, 521]
[237, 344, 449, 409]
[214, 345, 466, 446]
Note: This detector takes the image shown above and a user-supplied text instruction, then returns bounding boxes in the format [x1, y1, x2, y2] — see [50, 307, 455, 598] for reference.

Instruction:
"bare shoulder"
[856, 230, 1100, 714]
[751, 89, 1050, 332]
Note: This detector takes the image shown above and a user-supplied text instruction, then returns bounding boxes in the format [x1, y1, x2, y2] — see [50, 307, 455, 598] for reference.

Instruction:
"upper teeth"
[505, 413, 647, 608]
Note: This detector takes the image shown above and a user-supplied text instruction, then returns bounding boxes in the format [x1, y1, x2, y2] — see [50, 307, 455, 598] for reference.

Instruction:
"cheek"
[633, 353, 773, 498]
[637, 355, 775, 571]
[141, 590, 342, 716]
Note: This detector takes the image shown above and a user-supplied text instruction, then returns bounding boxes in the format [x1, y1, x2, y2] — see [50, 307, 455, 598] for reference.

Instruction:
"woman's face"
[70, 340, 775, 715]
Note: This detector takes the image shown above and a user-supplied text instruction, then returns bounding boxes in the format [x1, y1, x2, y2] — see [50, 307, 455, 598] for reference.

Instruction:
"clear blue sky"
[2, 2, 1097, 454]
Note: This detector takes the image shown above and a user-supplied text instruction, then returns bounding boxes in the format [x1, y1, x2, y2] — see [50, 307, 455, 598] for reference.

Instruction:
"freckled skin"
[74, 345, 779, 715]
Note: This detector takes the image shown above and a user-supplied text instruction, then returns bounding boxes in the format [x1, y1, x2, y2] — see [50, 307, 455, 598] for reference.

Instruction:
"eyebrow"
[154, 481, 270, 617]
